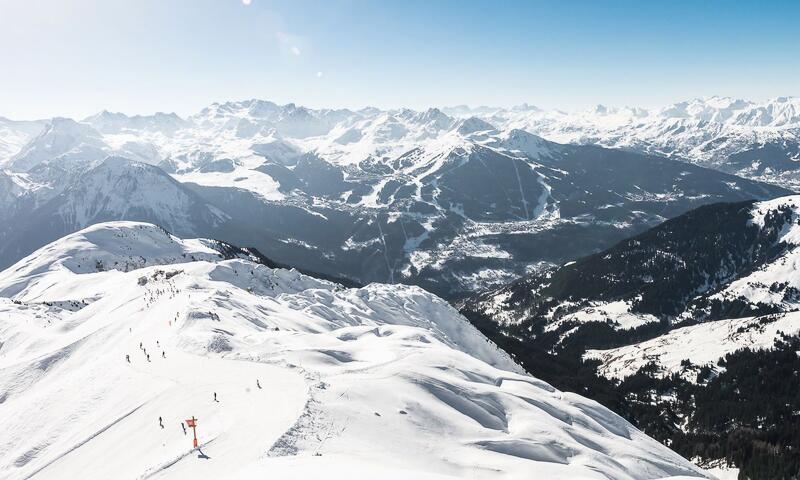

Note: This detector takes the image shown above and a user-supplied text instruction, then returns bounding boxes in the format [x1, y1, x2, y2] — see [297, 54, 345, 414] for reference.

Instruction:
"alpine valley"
[0, 98, 795, 299]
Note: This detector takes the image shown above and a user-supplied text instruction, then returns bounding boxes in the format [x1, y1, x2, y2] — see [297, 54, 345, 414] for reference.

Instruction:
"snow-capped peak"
[455, 116, 497, 136]
[8, 117, 108, 172]
[498, 128, 554, 159]
[0, 222, 223, 296]
[83, 110, 188, 135]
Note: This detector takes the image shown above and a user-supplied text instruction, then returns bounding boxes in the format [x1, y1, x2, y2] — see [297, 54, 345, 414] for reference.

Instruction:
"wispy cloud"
[276, 31, 303, 56]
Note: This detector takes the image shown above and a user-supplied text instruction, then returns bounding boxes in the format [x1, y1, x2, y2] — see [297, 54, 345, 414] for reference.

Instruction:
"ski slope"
[0, 222, 709, 479]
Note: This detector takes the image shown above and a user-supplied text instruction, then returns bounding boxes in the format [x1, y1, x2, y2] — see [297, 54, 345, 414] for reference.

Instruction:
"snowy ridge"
[0, 117, 44, 165]
[52, 157, 229, 233]
[0, 156, 240, 273]
[0, 222, 708, 479]
[544, 300, 660, 334]
[8, 118, 109, 173]
[0, 222, 229, 298]
[585, 312, 800, 381]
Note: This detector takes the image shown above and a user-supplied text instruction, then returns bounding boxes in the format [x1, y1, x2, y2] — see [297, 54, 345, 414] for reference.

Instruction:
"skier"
[256, 379, 261, 389]
[162, 351, 166, 359]
[214, 392, 218, 402]
[139, 342, 143, 350]
[159, 417, 163, 429]
[147, 354, 151, 362]
[181, 422, 186, 435]
[126, 354, 130, 363]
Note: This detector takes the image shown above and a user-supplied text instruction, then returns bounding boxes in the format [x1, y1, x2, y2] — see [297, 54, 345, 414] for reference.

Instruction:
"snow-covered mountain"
[460, 195, 800, 477]
[83, 110, 189, 135]
[0, 117, 44, 165]
[0, 222, 708, 480]
[0, 170, 39, 223]
[8, 117, 110, 173]
[0, 157, 237, 269]
[451, 96, 800, 188]
[0, 100, 791, 299]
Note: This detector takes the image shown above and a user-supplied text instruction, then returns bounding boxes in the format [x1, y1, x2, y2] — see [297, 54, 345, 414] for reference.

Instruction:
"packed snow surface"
[0, 222, 708, 479]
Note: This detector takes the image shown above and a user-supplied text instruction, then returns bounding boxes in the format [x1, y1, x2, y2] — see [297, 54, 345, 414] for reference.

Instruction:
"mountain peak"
[455, 116, 497, 135]
[8, 118, 106, 172]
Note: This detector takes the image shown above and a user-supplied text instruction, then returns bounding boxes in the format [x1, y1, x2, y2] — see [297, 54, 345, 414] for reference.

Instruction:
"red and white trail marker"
[185, 416, 199, 448]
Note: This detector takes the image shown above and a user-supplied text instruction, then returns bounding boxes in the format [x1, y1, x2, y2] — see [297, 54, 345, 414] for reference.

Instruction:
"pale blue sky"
[1, 0, 798, 119]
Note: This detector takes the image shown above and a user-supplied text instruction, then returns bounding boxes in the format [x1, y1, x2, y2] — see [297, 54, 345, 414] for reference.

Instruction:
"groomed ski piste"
[0, 222, 710, 480]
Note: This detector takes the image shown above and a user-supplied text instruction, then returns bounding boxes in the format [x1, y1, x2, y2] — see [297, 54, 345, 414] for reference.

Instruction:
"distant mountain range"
[449, 96, 800, 188]
[6, 96, 800, 184]
[0, 98, 793, 298]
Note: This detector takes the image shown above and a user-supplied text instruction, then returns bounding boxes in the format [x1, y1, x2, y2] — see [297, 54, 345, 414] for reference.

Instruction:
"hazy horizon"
[5, 93, 800, 122]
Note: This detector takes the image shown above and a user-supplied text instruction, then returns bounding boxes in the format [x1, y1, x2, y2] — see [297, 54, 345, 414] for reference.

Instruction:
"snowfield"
[585, 312, 800, 381]
[0, 222, 709, 479]
[544, 300, 660, 333]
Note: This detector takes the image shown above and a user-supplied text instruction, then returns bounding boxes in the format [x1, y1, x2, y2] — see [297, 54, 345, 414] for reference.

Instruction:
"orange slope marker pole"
[186, 416, 198, 448]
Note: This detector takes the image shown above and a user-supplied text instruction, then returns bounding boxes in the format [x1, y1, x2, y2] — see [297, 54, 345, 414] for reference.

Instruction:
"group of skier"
[126, 340, 166, 364]
[126, 339, 266, 436]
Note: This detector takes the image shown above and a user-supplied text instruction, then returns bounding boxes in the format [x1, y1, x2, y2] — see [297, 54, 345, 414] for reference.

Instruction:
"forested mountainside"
[462, 196, 800, 478]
